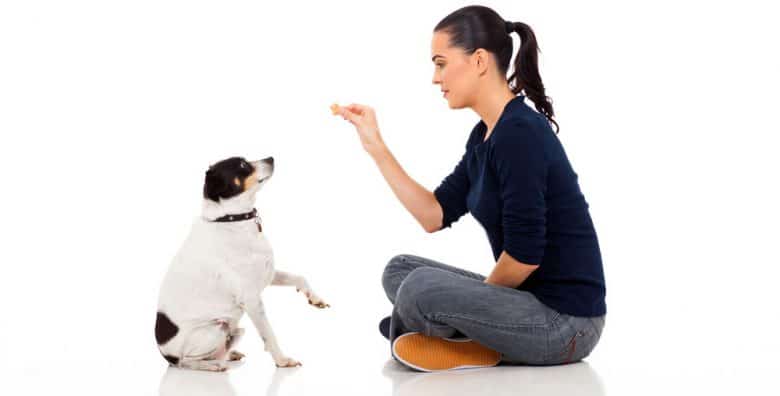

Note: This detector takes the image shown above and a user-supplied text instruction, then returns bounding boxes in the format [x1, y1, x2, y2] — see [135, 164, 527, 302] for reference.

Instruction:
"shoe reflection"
[382, 359, 605, 396]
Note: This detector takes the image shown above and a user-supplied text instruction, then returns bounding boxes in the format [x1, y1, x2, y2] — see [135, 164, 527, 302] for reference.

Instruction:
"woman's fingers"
[333, 102, 377, 133]
[339, 103, 369, 124]
[340, 108, 360, 124]
[331, 102, 384, 156]
[346, 103, 369, 115]
[332, 103, 369, 117]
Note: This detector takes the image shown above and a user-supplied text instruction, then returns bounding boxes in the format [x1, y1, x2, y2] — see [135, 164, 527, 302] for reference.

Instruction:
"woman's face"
[431, 31, 480, 109]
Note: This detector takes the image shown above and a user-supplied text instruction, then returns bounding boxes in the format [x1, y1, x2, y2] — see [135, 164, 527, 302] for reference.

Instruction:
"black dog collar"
[212, 208, 262, 232]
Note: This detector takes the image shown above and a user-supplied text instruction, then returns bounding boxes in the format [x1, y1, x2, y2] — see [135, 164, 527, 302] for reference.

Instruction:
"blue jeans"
[382, 254, 605, 365]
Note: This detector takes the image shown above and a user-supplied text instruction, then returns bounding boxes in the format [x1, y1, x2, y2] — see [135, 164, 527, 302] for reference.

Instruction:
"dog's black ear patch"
[204, 169, 242, 202]
[203, 157, 254, 202]
[163, 354, 180, 366]
[155, 311, 179, 346]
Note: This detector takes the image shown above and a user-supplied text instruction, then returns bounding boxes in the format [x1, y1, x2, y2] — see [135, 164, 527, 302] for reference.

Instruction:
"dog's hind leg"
[227, 327, 245, 347]
[226, 327, 245, 361]
[271, 270, 330, 309]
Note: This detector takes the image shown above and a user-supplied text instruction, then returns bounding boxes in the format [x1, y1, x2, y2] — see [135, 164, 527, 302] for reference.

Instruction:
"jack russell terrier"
[155, 156, 329, 371]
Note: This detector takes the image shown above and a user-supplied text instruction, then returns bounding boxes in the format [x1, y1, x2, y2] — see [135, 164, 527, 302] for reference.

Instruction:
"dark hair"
[434, 5, 559, 134]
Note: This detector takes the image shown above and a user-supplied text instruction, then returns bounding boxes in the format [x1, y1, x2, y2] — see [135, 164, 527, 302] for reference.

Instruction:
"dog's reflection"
[158, 366, 236, 396]
[382, 359, 606, 396]
[159, 365, 298, 396]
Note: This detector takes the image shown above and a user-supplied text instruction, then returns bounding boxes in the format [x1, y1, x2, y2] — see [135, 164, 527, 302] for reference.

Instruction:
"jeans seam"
[384, 270, 411, 292]
[587, 317, 605, 345]
[397, 254, 422, 266]
[549, 311, 563, 328]
[384, 272, 407, 283]
[431, 312, 551, 330]
[587, 318, 598, 338]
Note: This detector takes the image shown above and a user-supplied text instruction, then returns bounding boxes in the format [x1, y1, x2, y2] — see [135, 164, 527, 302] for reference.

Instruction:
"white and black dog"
[155, 156, 329, 371]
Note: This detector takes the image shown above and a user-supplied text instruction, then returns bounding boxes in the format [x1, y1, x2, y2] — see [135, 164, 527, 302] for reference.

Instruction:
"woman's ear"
[473, 48, 489, 76]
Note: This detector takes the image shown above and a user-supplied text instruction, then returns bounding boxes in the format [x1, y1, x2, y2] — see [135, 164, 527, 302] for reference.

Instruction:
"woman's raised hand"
[330, 102, 442, 232]
[334, 103, 387, 158]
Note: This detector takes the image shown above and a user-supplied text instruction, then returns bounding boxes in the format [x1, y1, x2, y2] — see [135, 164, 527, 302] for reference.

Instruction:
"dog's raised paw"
[275, 357, 302, 368]
[308, 299, 330, 309]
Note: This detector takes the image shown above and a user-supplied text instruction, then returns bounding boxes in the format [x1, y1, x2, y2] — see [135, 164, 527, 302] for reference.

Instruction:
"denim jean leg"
[389, 267, 459, 344]
[382, 254, 486, 304]
[390, 265, 564, 365]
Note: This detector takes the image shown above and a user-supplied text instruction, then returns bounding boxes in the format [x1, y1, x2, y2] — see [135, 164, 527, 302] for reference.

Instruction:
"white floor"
[8, 350, 776, 396]
[5, 298, 777, 396]
[154, 359, 607, 396]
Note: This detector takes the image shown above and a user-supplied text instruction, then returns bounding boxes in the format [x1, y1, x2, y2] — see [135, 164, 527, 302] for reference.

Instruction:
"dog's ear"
[203, 168, 242, 202]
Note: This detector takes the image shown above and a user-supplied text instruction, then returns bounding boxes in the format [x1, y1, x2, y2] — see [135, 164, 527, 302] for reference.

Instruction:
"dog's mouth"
[258, 176, 271, 183]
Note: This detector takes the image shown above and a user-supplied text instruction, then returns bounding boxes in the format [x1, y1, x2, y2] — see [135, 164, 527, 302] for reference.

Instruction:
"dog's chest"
[226, 231, 275, 287]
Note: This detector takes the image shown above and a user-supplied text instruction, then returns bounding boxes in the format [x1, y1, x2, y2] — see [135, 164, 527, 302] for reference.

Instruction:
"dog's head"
[203, 156, 274, 202]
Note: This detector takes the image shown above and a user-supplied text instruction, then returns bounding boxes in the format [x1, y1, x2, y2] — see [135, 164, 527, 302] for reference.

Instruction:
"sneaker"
[391, 332, 501, 372]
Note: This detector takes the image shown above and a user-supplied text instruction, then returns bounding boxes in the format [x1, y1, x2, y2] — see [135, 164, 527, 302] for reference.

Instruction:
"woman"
[337, 5, 606, 372]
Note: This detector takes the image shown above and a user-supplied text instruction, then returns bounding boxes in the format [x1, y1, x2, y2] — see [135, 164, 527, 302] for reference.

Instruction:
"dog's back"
[155, 219, 244, 364]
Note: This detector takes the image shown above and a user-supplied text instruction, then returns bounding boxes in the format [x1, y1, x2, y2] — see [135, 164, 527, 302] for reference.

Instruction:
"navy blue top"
[433, 95, 606, 317]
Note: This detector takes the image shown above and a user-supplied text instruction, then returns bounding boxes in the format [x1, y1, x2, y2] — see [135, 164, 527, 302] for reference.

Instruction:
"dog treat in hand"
[330, 103, 342, 115]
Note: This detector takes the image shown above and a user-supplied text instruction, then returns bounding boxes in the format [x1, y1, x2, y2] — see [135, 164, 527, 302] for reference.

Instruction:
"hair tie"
[505, 20, 514, 34]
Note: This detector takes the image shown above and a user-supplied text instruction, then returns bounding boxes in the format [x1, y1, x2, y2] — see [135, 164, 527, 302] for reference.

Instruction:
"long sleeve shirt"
[433, 95, 606, 317]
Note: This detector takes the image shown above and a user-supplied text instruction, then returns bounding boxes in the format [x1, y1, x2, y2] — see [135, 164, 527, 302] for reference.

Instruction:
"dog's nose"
[264, 156, 274, 166]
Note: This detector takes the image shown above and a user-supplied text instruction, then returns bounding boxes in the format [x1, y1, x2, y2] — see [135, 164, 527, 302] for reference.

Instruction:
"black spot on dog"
[155, 311, 179, 346]
[163, 354, 180, 366]
[203, 157, 255, 202]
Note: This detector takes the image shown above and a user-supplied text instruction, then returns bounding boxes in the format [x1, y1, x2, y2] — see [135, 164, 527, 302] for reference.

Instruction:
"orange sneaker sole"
[391, 332, 501, 372]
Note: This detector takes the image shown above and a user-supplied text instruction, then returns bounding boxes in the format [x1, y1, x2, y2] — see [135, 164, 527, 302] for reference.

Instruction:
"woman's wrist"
[369, 142, 391, 163]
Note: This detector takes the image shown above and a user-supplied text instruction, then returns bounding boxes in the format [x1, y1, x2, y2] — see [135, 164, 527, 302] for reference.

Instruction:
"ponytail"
[507, 22, 559, 134]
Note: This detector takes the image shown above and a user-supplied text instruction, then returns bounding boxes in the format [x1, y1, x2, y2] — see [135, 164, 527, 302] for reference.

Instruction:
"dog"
[155, 156, 329, 371]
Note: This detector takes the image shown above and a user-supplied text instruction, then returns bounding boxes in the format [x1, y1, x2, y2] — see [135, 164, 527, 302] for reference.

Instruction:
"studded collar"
[210, 208, 262, 232]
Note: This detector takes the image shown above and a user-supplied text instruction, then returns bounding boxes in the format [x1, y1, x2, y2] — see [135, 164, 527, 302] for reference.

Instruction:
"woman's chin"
[447, 100, 465, 109]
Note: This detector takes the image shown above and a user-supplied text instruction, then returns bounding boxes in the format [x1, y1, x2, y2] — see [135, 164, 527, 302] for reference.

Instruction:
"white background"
[1, 0, 778, 395]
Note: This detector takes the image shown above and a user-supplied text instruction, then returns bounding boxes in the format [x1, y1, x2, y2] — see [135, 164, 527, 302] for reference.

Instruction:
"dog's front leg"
[272, 270, 330, 309]
[241, 296, 301, 368]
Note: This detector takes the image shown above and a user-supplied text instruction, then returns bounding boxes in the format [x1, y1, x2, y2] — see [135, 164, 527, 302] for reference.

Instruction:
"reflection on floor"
[158, 359, 604, 396]
[382, 359, 605, 396]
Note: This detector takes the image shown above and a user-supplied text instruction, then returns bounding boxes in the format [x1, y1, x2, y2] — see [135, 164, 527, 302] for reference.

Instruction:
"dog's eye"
[240, 162, 247, 168]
